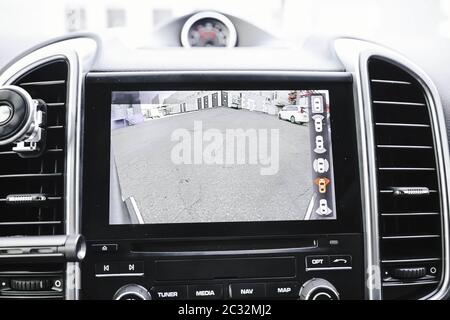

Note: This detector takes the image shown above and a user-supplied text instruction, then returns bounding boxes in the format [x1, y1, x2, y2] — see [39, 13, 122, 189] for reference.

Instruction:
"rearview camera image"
[109, 90, 336, 224]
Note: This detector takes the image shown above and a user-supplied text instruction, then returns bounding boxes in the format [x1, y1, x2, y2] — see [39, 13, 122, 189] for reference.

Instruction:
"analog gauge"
[181, 12, 237, 48]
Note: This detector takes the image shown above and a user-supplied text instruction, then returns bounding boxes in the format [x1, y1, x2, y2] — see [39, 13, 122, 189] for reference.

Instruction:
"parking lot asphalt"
[111, 107, 313, 223]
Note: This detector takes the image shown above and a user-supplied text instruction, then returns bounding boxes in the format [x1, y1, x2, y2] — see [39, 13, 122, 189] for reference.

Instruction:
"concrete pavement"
[111, 107, 313, 223]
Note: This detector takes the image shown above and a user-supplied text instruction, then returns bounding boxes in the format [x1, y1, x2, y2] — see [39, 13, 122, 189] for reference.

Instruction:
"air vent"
[369, 58, 443, 299]
[0, 60, 68, 237]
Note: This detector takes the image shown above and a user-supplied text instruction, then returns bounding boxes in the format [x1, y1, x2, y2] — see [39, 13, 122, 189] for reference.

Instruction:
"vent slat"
[19, 80, 66, 86]
[377, 145, 433, 150]
[382, 258, 441, 263]
[375, 122, 430, 128]
[0, 196, 61, 202]
[378, 167, 436, 171]
[46, 102, 65, 107]
[379, 190, 438, 193]
[381, 212, 439, 217]
[0, 148, 63, 156]
[369, 57, 443, 299]
[371, 79, 412, 85]
[373, 101, 426, 107]
[0, 221, 62, 226]
[0, 173, 63, 179]
[382, 235, 440, 240]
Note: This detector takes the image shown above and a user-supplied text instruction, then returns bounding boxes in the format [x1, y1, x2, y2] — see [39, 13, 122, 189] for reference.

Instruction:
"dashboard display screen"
[109, 90, 336, 224]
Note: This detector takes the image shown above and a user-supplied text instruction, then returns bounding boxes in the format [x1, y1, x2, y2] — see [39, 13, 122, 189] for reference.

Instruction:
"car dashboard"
[0, 12, 450, 301]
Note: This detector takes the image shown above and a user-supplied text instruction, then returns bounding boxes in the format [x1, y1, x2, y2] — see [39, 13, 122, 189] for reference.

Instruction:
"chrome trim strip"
[95, 273, 144, 278]
[305, 267, 352, 272]
[86, 70, 352, 82]
[382, 258, 441, 263]
[335, 38, 450, 300]
[135, 245, 319, 257]
[334, 39, 383, 300]
[382, 280, 439, 287]
[0, 38, 97, 300]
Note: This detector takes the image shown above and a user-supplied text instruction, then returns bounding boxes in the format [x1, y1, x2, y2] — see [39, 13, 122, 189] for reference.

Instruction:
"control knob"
[299, 278, 339, 300]
[393, 267, 427, 280]
[113, 284, 151, 300]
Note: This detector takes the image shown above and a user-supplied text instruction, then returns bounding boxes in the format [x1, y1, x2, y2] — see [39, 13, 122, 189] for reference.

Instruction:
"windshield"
[0, 0, 449, 66]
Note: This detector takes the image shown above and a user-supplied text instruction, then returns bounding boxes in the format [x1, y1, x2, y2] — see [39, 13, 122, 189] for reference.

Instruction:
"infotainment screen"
[109, 90, 336, 224]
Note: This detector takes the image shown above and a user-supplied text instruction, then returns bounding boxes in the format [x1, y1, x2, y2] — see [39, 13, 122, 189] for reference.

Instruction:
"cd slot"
[131, 238, 317, 256]
[154, 257, 296, 281]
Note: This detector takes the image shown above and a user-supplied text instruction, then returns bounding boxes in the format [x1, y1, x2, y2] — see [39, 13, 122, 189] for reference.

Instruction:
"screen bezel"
[82, 72, 362, 239]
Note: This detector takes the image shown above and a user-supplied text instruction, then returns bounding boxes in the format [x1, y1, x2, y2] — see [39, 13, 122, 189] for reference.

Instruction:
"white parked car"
[278, 105, 309, 124]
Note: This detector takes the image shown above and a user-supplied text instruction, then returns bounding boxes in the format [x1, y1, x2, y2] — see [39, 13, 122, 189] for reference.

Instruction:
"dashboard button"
[329, 255, 352, 268]
[229, 283, 266, 299]
[305, 255, 329, 269]
[95, 263, 119, 276]
[120, 262, 144, 275]
[429, 264, 439, 276]
[152, 285, 187, 300]
[267, 282, 298, 298]
[188, 284, 223, 299]
[91, 244, 118, 254]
